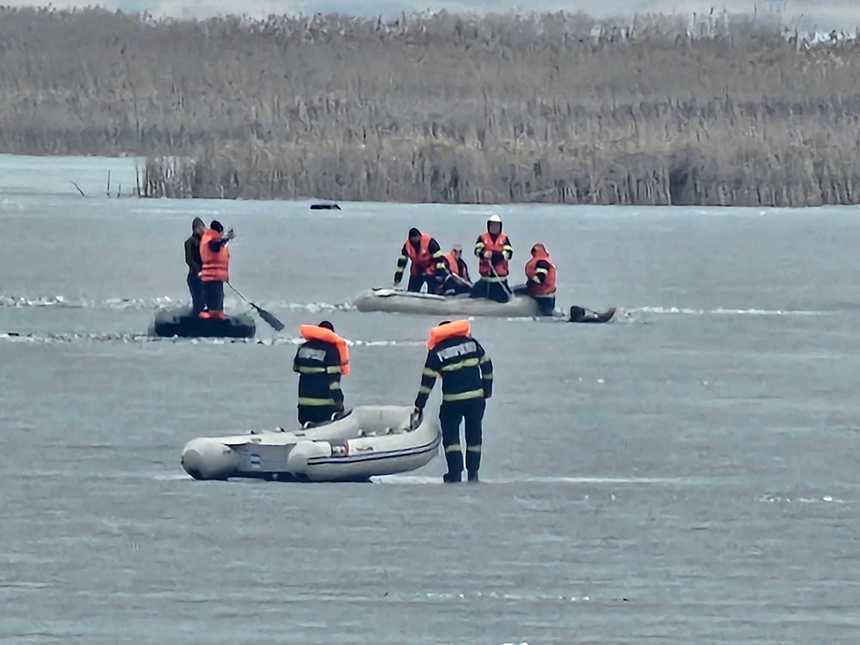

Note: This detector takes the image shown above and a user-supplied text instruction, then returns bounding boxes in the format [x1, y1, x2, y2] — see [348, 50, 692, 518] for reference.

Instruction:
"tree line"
[2, 7, 860, 205]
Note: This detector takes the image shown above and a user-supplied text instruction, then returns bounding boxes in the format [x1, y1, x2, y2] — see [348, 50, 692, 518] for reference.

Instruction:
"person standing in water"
[198, 220, 235, 320]
[471, 214, 513, 303]
[413, 320, 493, 483]
[184, 217, 206, 315]
[293, 321, 350, 426]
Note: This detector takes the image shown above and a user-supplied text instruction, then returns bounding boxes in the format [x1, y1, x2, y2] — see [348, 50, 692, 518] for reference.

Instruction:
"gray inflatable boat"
[352, 288, 542, 317]
[181, 406, 440, 482]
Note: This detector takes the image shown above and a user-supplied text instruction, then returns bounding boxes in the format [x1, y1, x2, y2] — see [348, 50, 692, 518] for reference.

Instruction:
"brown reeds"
[2, 7, 860, 205]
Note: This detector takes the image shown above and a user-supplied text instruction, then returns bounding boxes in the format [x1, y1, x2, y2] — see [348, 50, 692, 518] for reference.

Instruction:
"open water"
[1, 154, 858, 644]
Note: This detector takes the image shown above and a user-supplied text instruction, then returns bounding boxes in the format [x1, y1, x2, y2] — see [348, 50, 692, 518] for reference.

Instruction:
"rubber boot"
[465, 446, 481, 476]
[467, 471, 479, 483]
[442, 450, 463, 484]
[443, 449, 463, 483]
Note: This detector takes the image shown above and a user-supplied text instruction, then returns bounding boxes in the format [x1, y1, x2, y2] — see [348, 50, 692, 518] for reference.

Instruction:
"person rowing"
[470, 214, 513, 303]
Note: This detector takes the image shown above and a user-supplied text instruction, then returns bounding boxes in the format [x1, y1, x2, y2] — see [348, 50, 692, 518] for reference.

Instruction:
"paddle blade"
[254, 305, 285, 332]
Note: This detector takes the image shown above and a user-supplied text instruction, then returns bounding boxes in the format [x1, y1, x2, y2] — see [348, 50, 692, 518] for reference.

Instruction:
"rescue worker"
[293, 320, 350, 426]
[394, 227, 447, 293]
[184, 217, 206, 314]
[437, 244, 472, 296]
[470, 214, 513, 303]
[198, 220, 235, 320]
[514, 243, 557, 316]
[413, 320, 493, 483]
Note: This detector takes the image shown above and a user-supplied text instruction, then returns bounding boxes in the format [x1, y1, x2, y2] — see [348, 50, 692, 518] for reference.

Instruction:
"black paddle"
[450, 273, 473, 289]
[226, 282, 285, 332]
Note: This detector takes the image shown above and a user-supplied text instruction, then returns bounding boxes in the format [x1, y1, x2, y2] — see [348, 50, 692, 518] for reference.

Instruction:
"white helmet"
[487, 214, 502, 224]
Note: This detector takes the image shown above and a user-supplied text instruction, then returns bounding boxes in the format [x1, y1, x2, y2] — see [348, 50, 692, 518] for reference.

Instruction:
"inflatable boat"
[353, 288, 617, 323]
[180, 405, 440, 482]
[149, 306, 256, 338]
[353, 288, 543, 317]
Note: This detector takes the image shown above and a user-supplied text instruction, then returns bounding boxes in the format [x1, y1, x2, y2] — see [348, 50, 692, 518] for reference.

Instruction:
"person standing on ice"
[184, 217, 206, 315]
[413, 320, 493, 483]
[198, 220, 235, 319]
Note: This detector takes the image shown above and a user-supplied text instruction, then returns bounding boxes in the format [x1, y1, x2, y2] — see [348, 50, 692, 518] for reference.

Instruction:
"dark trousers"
[187, 272, 205, 314]
[407, 274, 440, 293]
[202, 281, 224, 312]
[441, 276, 471, 296]
[469, 278, 510, 303]
[440, 398, 485, 479]
[513, 284, 555, 315]
[534, 296, 556, 316]
[298, 405, 337, 426]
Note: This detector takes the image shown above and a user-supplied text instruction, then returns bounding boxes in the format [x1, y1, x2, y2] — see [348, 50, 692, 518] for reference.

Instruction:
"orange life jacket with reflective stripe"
[199, 229, 230, 283]
[405, 234, 436, 277]
[444, 251, 461, 278]
[427, 320, 471, 350]
[478, 232, 510, 278]
[299, 325, 350, 376]
[525, 245, 557, 297]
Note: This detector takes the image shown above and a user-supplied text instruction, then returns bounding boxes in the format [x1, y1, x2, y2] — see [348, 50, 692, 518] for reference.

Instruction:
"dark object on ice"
[569, 306, 616, 323]
[310, 203, 341, 210]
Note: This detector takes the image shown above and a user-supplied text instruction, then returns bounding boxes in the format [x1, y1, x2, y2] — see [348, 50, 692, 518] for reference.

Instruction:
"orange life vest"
[427, 320, 471, 350]
[299, 325, 350, 376]
[199, 229, 230, 283]
[478, 232, 510, 278]
[525, 244, 557, 297]
[444, 251, 461, 278]
[405, 233, 436, 277]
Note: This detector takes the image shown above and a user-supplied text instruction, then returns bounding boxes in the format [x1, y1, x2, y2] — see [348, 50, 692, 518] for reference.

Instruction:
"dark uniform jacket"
[292, 339, 344, 409]
[415, 334, 493, 409]
[395, 237, 446, 283]
[184, 234, 202, 274]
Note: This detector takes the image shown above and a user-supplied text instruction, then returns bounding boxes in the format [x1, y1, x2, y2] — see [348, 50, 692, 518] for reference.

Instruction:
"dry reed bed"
[2, 7, 860, 205]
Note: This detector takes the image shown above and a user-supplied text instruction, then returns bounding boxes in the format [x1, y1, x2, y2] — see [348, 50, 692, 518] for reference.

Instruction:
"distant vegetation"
[2, 7, 860, 205]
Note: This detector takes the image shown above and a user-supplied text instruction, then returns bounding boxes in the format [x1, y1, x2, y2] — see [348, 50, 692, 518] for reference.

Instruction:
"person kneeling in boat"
[413, 320, 493, 483]
[470, 214, 513, 303]
[293, 321, 350, 426]
[436, 245, 473, 296]
[184, 217, 206, 315]
[198, 220, 235, 320]
[513, 243, 557, 316]
[394, 227, 447, 293]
